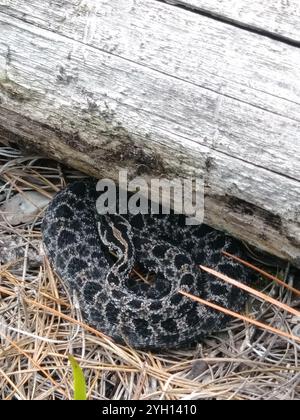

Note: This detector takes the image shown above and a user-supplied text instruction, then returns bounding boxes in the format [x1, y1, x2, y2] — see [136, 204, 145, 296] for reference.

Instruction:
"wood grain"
[0, 1, 299, 266]
[162, 0, 300, 42]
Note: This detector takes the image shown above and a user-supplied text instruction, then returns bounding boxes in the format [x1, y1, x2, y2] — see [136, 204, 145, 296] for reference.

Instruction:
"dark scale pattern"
[42, 179, 254, 349]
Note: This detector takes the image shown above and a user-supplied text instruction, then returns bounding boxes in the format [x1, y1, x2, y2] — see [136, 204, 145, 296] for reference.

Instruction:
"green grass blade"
[68, 355, 87, 400]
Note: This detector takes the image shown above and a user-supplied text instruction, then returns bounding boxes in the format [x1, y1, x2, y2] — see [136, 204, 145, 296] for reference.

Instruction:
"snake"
[42, 179, 253, 349]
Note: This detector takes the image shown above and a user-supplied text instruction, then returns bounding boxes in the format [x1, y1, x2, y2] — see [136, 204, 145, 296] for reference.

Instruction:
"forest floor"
[0, 142, 299, 400]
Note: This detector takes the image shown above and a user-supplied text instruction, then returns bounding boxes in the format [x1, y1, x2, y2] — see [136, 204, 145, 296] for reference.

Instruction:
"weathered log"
[166, 0, 300, 42]
[0, 0, 299, 267]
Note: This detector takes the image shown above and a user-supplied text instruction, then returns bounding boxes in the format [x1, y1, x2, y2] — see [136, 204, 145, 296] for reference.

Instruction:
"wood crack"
[156, 0, 300, 48]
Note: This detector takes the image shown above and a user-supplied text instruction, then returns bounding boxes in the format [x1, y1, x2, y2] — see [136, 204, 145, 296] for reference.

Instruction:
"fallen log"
[0, 0, 299, 267]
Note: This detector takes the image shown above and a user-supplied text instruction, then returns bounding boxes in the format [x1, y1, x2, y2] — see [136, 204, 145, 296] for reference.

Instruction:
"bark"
[0, 0, 299, 266]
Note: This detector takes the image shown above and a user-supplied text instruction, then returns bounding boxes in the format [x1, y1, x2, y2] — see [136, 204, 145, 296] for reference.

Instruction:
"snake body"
[42, 179, 252, 349]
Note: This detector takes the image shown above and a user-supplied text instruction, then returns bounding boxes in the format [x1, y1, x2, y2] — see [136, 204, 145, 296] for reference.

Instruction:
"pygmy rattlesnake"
[42, 179, 252, 349]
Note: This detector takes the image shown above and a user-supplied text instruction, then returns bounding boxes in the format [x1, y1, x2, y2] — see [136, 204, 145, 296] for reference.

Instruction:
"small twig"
[199, 265, 300, 318]
[0, 285, 113, 345]
[2, 173, 53, 200]
[223, 251, 300, 297]
[179, 290, 300, 345]
[0, 330, 67, 396]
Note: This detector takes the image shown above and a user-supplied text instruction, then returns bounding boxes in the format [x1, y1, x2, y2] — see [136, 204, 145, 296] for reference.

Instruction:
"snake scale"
[42, 179, 253, 349]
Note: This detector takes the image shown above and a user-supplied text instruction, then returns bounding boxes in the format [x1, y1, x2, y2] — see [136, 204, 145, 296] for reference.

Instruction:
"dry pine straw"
[0, 143, 299, 400]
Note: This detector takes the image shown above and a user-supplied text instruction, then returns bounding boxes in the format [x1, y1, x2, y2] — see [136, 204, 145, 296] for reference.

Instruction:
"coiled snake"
[42, 179, 252, 349]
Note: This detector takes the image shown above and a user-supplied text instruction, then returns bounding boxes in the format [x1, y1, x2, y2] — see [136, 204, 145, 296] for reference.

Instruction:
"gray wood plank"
[0, 0, 299, 181]
[0, 3, 299, 265]
[163, 0, 300, 42]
